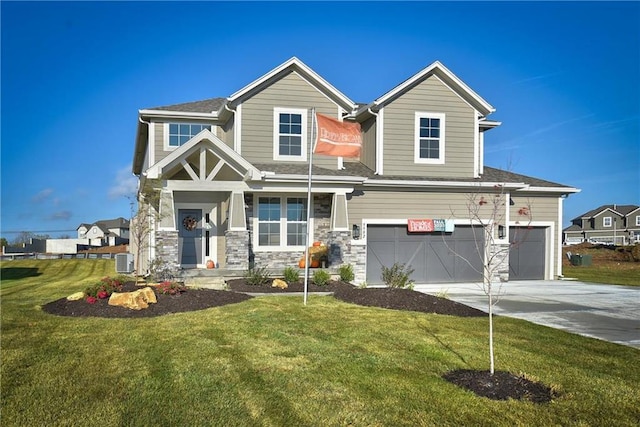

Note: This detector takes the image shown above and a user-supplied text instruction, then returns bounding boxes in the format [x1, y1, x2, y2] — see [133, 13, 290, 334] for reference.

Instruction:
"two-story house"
[77, 217, 130, 246]
[132, 57, 579, 284]
[563, 205, 640, 245]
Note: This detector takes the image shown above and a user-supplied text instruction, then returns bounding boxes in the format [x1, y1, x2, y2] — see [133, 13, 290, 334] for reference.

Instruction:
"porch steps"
[180, 268, 244, 290]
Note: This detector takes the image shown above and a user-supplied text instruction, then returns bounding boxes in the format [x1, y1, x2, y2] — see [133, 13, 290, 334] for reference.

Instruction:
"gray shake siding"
[382, 76, 476, 178]
[240, 71, 342, 169]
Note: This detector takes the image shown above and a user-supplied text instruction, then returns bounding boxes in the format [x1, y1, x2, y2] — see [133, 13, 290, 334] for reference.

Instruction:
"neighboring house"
[132, 57, 579, 284]
[77, 217, 130, 246]
[563, 205, 640, 245]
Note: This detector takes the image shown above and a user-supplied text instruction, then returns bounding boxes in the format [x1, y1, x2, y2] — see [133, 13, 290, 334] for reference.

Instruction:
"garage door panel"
[366, 225, 483, 285]
[510, 227, 545, 280]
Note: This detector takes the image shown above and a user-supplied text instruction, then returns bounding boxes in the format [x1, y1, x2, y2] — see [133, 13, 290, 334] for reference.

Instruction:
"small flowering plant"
[84, 276, 124, 302]
[155, 281, 187, 296]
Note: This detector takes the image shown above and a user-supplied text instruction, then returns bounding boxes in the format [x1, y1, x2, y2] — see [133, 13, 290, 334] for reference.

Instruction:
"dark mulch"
[225, 278, 354, 294]
[443, 369, 559, 403]
[333, 286, 486, 317]
[41, 282, 253, 318]
[41, 278, 556, 403]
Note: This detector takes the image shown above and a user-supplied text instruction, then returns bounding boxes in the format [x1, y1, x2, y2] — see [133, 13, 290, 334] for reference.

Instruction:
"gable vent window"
[414, 112, 445, 164]
[273, 107, 307, 161]
[168, 123, 210, 148]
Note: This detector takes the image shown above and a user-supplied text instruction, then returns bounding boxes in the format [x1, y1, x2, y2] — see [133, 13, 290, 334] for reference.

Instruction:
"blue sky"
[1, 1, 638, 240]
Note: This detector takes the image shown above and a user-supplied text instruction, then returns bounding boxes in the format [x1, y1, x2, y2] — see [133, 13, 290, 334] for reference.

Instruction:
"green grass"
[563, 262, 640, 286]
[2, 259, 640, 426]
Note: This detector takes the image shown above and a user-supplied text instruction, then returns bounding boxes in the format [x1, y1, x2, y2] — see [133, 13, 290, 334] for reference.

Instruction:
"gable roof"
[227, 57, 357, 112]
[146, 129, 261, 181]
[577, 204, 640, 220]
[364, 61, 495, 117]
[77, 218, 129, 231]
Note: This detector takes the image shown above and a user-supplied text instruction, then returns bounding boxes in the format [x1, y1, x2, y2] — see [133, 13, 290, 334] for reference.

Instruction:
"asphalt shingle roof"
[252, 162, 572, 189]
[147, 98, 226, 113]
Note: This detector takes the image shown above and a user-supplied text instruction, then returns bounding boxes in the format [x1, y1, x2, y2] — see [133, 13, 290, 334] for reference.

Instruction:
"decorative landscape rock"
[108, 287, 157, 310]
[272, 278, 288, 289]
[66, 292, 85, 301]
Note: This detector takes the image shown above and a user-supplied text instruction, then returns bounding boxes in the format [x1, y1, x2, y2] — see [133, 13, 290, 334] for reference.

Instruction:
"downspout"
[367, 107, 381, 175]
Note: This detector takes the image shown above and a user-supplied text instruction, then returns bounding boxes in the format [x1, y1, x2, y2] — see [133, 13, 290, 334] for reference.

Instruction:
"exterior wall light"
[352, 224, 360, 240]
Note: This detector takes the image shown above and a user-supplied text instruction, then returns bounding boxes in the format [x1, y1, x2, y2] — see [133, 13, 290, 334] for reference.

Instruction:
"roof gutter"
[138, 109, 218, 120]
[362, 179, 529, 190]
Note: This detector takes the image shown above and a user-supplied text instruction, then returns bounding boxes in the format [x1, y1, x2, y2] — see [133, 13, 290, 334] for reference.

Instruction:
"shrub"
[156, 280, 187, 295]
[381, 263, 415, 289]
[282, 266, 300, 284]
[338, 264, 355, 283]
[312, 269, 331, 287]
[244, 266, 271, 286]
[85, 276, 124, 298]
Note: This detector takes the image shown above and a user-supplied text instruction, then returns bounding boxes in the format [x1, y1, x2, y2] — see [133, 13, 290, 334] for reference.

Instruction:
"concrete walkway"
[413, 280, 640, 349]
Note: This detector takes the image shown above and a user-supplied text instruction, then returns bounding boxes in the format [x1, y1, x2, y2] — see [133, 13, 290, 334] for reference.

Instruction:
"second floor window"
[274, 108, 307, 161]
[168, 123, 210, 147]
[636, 216, 640, 227]
[603, 217, 612, 227]
[415, 112, 445, 164]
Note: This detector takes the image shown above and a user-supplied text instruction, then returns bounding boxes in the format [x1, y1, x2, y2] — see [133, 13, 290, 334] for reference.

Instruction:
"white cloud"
[108, 165, 138, 199]
[31, 188, 54, 203]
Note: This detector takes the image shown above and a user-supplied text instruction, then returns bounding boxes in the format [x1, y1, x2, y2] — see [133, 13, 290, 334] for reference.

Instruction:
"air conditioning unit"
[115, 253, 134, 274]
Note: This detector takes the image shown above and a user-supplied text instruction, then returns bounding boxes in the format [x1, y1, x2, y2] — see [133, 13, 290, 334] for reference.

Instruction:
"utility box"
[115, 253, 134, 274]
[570, 254, 592, 267]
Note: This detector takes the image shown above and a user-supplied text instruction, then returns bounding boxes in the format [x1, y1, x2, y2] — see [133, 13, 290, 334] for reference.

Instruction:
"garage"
[366, 225, 484, 285]
[509, 227, 546, 280]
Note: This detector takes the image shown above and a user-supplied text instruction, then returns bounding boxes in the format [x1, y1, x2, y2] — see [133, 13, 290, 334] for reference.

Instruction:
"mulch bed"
[41, 282, 253, 319]
[41, 278, 556, 403]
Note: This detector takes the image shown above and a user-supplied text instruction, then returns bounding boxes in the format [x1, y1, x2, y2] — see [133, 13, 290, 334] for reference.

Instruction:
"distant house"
[563, 205, 640, 245]
[77, 217, 130, 246]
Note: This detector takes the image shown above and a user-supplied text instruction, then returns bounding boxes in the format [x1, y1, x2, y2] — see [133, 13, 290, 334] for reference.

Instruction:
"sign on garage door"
[366, 225, 484, 285]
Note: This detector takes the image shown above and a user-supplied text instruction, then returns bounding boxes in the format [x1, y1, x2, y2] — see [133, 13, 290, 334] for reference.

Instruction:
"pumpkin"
[312, 241, 322, 247]
[206, 260, 215, 269]
[310, 259, 320, 268]
[299, 259, 306, 268]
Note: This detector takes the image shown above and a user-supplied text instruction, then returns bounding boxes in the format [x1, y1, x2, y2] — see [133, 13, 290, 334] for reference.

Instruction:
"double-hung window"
[256, 196, 308, 249]
[603, 217, 612, 227]
[274, 107, 307, 161]
[414, 112, 445, 164]
[166, 123, 210, 148]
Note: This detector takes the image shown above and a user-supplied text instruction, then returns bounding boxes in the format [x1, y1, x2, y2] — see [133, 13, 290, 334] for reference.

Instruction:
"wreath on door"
[182, 216, 198, 231]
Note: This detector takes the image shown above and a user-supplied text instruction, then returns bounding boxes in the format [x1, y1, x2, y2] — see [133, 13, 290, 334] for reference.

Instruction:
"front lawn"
[2, 259, 639, 426]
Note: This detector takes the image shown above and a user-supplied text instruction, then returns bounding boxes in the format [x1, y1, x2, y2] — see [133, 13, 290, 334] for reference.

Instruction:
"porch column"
[159, 190, 175, 229]
[328, 193, 351, 267]
[225, 191, 250, 270]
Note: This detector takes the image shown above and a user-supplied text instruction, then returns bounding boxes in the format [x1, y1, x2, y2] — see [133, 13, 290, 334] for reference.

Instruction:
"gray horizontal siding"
[240, 71, 342, 170]
[359, 116, 376, 171]
[383, 76, 476, 178]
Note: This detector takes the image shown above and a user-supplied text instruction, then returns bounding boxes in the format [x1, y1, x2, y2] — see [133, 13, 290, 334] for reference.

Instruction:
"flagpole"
[303, 108, 316, 306]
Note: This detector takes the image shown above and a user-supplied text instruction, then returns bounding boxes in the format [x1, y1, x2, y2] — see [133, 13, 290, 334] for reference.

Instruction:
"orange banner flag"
[314, 113, 362, 158]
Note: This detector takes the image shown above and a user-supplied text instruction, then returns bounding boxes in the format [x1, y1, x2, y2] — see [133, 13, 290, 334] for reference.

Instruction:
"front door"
[178, 209, 202, 267]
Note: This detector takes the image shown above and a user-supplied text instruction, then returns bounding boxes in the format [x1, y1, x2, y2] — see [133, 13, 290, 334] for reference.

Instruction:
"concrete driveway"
[413, 280, 640, 349]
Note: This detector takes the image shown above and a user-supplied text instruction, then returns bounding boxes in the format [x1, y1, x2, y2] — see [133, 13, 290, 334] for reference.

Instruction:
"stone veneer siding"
[225, 230, 250, 270]
[489, 242, 510, 283]
[154, 230, 179, 271]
